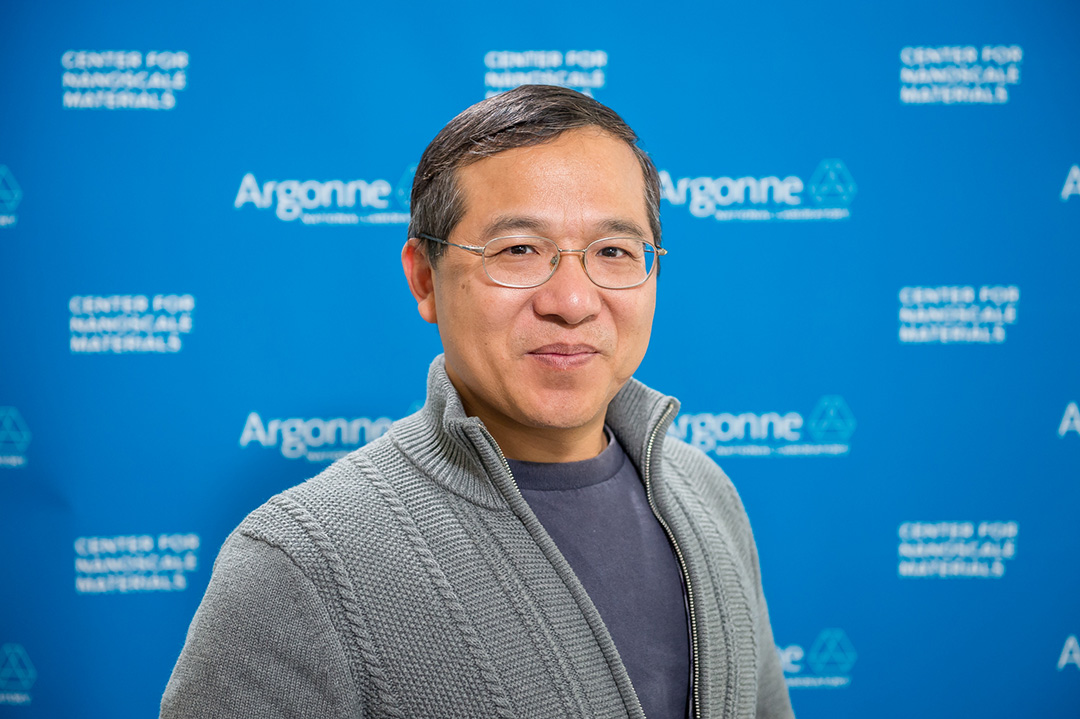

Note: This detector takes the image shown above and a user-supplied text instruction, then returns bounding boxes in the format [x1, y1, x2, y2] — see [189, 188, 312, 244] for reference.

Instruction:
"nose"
[530, 250, 602, 325]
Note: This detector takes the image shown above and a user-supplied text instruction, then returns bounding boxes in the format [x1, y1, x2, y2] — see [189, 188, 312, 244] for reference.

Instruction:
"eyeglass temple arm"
[417, 233, 486, 255]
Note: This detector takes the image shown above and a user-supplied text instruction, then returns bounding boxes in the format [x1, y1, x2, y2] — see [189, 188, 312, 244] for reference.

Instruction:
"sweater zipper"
[643, 401, 701, 719]
[481, 425, 650, 719]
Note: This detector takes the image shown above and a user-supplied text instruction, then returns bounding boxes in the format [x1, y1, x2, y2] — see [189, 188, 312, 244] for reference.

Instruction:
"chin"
[515, 391, 609, 431]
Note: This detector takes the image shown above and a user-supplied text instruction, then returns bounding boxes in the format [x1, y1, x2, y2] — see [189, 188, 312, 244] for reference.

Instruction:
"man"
[162, 85, 793, 719]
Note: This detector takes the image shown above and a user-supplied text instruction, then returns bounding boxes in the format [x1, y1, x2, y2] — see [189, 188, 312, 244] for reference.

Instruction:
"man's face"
[417, 127, 657, 439]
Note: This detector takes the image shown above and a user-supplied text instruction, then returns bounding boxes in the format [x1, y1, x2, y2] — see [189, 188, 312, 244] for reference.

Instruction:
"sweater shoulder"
[659, 434, 756, 561]
[660, 433, 741, 505]
[229, 437, 399, 571]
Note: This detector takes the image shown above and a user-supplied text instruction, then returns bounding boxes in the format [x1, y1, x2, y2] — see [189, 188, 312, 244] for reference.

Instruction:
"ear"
[402, 238, 438, 324]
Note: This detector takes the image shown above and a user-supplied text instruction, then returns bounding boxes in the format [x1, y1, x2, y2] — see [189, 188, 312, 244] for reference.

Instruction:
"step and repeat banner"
[2, 1, 1078, 717]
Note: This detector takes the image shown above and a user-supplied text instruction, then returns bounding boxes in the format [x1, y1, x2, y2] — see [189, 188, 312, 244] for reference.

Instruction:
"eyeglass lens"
[482, 236, 657, 288]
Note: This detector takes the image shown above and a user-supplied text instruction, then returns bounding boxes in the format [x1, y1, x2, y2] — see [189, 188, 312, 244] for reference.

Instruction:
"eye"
[485, 236, 553, 259]
[591, 239, 643, 261]
[597, 245, 628, 259]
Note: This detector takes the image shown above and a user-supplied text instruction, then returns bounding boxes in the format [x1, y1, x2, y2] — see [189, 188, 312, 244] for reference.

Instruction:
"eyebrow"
[479, 214, 650, 240]
[480, 215, 547, 238]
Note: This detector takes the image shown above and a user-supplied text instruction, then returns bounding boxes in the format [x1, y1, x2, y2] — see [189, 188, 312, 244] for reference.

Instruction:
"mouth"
[526, 344, 601, 369]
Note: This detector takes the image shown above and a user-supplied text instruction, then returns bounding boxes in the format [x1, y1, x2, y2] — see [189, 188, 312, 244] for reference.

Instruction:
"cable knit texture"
[160, 356, 794, 719]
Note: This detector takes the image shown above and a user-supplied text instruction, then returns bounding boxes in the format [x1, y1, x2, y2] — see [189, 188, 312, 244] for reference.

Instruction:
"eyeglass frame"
[417, 233, 667, 290]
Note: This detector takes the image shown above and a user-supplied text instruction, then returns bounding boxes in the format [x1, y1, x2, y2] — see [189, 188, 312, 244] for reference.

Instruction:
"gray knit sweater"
[161, 358, 793, 719]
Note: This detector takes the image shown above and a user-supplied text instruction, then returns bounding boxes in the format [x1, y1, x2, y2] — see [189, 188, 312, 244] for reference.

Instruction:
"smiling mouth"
[527, 344, 601, 369]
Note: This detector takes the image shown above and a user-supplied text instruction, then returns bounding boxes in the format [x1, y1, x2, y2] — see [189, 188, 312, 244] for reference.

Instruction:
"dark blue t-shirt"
[507, 433, 690, 719]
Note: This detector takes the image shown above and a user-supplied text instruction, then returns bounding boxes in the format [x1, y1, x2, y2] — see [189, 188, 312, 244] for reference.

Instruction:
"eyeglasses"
[418, 234, 667, 290]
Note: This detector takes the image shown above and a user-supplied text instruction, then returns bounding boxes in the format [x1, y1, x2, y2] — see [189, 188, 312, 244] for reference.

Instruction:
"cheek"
[438, 283, 529, 352]
[614, 296, 656, 360]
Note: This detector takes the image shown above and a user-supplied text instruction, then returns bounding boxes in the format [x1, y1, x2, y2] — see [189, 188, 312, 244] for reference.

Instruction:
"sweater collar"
[387, 355, 680, 508]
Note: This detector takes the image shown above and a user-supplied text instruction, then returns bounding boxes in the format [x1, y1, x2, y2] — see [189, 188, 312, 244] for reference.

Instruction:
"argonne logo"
[0, 166, 22, 228]
[1059, 402, 1080, 437]
[670, 396, 856, 457]
[1063, 165, 1080, 202]
[808, 160, 857, 206]
[779, 628, 857, 689]
[0, 407, 31, 467]
[0, 644, 36, 692]
[0, 167, 22, 213]
[240, 411, 393, 463]
[807, 396, 857, 442]
[808, 629, 858, 675]
[660, 159, 856, 222]
[234, 166, 414, 225]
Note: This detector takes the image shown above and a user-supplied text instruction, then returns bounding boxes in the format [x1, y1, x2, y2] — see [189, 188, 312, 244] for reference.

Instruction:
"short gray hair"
[408, 85, 662, 264]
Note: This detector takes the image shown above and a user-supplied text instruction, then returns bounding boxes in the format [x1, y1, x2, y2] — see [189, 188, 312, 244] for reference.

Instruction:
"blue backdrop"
[2, 0, 1079, 716]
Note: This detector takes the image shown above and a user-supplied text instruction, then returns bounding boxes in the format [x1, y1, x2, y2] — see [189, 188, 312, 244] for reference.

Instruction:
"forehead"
[452, 127, 650, 240]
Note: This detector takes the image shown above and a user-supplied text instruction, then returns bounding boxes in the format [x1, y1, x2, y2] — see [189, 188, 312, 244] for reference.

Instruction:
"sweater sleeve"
[718, 466, 793, 719]
[753, 579, 794, 719]
[160, 531, 361, 719]
[715, 459, 794, 718]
